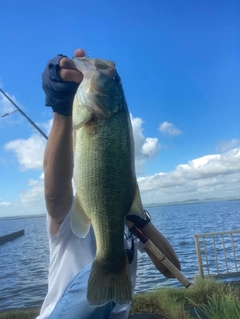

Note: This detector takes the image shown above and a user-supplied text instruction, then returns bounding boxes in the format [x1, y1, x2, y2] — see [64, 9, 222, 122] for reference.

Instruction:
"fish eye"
[112, 75, 121, 84]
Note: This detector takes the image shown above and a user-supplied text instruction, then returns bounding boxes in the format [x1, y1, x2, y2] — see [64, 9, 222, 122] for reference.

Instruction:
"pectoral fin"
[127, 183, 145, 218]
[71, 195, 91, 237]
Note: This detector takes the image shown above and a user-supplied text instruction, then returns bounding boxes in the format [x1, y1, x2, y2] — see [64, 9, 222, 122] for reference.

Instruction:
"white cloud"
[216, 139, 240, 153]
[4, 134, 46, 170]
[142, 138, 159, 157]
[21, 178, 44, 204]
[0, 174, 45, 218]
[131, 114, 160, 174]
[138, 147, 240, 203]
[0, 195, 46, 218]
[28, 178, 38, 186]
[0, 201, 11, 206]
[0, 174, 45, 217]
[159, 121, 182, 136]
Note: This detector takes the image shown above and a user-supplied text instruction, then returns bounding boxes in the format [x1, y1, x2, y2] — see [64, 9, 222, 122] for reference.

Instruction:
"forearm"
[44, 113, 73, 222]
[141, 223, 181, 278]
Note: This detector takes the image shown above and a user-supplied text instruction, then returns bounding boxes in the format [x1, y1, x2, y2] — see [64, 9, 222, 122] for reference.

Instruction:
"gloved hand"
[42, 54, 79, 116]
[126, 210, 151, 229]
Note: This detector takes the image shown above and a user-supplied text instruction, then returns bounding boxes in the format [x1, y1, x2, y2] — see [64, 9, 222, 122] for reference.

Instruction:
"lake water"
[0, 200, 240, 310]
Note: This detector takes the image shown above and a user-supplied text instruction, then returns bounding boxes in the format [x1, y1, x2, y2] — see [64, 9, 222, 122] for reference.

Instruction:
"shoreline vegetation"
[1, 277, 240, 319]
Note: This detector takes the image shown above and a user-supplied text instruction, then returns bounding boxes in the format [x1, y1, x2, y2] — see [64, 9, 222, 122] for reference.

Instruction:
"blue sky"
[0, 0, 239, 217]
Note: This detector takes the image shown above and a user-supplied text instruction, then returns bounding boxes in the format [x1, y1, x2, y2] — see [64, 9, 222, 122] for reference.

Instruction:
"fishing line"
[0, 88, 48, 140]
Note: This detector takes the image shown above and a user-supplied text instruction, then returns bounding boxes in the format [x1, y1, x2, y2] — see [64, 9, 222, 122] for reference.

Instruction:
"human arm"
[141, 222, 181, 278]
[43, 114, 73, 233]
[42, 49, 85, 234]
[126, 212, 180, 278]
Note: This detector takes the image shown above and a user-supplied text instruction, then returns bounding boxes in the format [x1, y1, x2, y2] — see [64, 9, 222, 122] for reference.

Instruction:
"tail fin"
[87, 255, 132, 306]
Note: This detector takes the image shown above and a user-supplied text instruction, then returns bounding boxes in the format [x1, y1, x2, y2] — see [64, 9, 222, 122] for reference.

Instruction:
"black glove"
[42, 54, 79, 116]
[126, 210, 151, 229]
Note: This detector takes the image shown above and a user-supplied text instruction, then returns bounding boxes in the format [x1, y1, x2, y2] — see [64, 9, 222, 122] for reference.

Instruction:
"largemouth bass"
[71, 57, 145, 306]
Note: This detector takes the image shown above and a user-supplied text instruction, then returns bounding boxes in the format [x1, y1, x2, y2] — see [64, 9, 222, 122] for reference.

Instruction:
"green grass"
[129, 277, 240, 319]
[0, 308, 40, 319]
[190, 286, 240, 319]
[0, 277, 239, 319]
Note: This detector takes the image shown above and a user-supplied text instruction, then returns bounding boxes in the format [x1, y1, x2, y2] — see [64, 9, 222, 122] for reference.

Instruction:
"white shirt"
[37, 200, 141, 319]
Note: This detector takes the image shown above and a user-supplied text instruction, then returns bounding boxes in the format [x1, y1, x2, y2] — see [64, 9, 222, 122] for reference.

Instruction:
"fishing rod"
[0, 88, 191, 287]
[0, 88, 48, 140]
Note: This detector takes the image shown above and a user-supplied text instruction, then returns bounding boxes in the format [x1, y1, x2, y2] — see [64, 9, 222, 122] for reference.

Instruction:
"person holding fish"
[37, 48, 180, 319]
